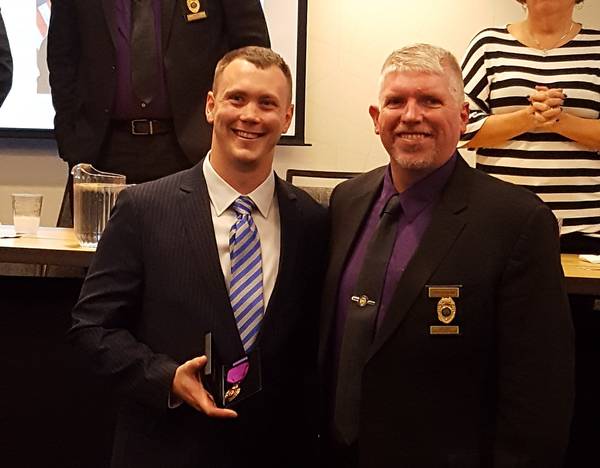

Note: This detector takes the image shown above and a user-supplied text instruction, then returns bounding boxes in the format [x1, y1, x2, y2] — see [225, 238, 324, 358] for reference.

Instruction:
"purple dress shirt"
[113, 0, 170, 119]
[334, 155, 457, 359]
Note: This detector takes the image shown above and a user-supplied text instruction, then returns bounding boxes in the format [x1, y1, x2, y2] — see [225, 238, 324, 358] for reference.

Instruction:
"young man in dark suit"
[69, 46, 326, 468]
[47, 0, 269, 183]
[320, 44, 574, 468]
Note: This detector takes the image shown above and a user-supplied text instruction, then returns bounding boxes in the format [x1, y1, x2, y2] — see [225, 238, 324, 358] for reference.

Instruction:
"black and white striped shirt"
[461, 26, 600, 235]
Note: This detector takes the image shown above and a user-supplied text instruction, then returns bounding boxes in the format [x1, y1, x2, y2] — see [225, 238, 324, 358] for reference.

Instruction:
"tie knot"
[232, 196, 256, 216]
[382, 194, 402, 217]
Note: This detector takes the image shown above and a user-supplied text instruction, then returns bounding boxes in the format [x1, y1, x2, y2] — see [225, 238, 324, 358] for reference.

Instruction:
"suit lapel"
[178, 164, 244, 361]
[161, 0, 177, 52]
[368, 158, 471, 360]
[102, 0, 119, 49]
[318, 168, 385, 366]
[257, 177, 299, 344]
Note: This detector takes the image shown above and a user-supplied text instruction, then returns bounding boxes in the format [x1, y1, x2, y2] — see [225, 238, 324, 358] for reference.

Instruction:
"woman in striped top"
[461, 0, 600, 253]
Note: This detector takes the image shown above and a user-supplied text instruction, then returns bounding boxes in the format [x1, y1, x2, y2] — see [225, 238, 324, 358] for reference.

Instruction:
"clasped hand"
[528, 85, 565, 129]
[171, 355, 238, 418]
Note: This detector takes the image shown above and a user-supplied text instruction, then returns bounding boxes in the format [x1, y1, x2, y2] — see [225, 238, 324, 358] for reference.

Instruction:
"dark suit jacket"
[320, 157, 574, 468]
[0, 9, 12, 106]
[47, 0, 269, 167]
[69, 163, 327, 468]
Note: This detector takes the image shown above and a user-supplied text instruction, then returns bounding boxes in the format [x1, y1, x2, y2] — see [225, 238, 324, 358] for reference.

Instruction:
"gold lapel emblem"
[428, 285, 461, 335]
[185, 0, 207, 22]
[436, 297, 456, 324]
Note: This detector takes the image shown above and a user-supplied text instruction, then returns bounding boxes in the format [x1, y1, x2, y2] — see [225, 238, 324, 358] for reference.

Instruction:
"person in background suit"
[0, 8, 12, 106]
[47, 0, 269, 224]
[320, 44, 574, 468]
[68, 46, 327, 468]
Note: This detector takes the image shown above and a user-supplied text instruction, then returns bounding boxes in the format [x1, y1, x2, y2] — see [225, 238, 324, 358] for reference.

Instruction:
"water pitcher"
[71, 164, 126, 248]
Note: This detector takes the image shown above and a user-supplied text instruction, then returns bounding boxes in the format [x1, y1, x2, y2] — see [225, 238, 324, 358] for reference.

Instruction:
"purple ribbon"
[226, 357, 249, 384]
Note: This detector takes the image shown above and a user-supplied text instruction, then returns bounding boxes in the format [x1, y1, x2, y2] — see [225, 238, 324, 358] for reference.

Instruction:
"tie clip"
[351, 295, 375, 308]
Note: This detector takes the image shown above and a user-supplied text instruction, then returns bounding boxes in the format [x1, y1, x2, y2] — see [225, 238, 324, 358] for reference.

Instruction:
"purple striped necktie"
[229, 196, 264, 353]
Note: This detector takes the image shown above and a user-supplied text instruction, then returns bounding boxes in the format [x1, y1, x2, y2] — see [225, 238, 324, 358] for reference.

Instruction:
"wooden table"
[0, 225, 95, 267]
[2, 227, 599, 294]
[561, 253, 600, 296]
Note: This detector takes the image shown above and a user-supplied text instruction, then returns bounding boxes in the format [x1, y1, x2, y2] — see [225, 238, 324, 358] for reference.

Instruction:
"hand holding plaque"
[171, 354, 237, 418]
[222, 352, 262, 407]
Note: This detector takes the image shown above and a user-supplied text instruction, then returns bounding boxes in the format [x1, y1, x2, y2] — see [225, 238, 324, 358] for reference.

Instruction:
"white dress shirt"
[169, 157, 281, 408]
[202, 156, 280, 307]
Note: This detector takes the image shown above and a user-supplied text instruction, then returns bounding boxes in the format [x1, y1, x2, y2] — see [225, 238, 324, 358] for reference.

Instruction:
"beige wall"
[1, 0, 599, 225]
[0, 139, 67, 225]
[273, 0, 600, 176]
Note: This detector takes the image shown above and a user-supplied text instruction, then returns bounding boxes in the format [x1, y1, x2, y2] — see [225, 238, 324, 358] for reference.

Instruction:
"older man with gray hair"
[319, 43, 574, 468]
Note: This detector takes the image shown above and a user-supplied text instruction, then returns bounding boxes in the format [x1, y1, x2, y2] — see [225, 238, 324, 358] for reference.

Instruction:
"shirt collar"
[381, 153, 457, 222]
[202, 154, 275, 219]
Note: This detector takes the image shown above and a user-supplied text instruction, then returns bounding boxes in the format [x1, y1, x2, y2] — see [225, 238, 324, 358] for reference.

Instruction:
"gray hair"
[379, 44, 464, 104]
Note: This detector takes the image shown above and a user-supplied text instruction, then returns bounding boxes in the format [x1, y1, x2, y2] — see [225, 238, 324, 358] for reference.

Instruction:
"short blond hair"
[379, 44, 464, 104]
[213, 46, 293, 103]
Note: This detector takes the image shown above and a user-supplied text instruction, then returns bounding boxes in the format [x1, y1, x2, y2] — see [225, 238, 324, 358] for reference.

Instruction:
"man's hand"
[171, 356, 238, 418]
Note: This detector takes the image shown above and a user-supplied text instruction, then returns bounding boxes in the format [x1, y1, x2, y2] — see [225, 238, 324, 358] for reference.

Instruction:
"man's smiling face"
[206, 58, 293, 176]
[369, 69, 468, 177]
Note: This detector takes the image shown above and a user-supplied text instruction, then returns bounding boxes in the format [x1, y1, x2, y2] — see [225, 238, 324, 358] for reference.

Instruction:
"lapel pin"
[437, 297, 456, 324]
[185, 0, 207, 22]
[427, 285, 461, 335]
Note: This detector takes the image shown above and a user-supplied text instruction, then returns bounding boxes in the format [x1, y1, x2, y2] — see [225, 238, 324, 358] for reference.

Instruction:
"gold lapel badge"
[185, 0, 207, 22]
[428, 285, 461, 335]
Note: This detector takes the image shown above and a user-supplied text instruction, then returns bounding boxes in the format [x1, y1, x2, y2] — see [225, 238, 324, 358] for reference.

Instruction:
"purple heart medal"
[223, 357, 249, 404]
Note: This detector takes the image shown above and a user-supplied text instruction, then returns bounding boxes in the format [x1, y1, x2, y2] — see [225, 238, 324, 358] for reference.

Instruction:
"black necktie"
[333, 194, 402, 445]
[131, 0, 159, 105]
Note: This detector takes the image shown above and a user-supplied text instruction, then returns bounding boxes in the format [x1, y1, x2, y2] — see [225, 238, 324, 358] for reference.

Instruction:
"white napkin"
[578, 254, 600, 264]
